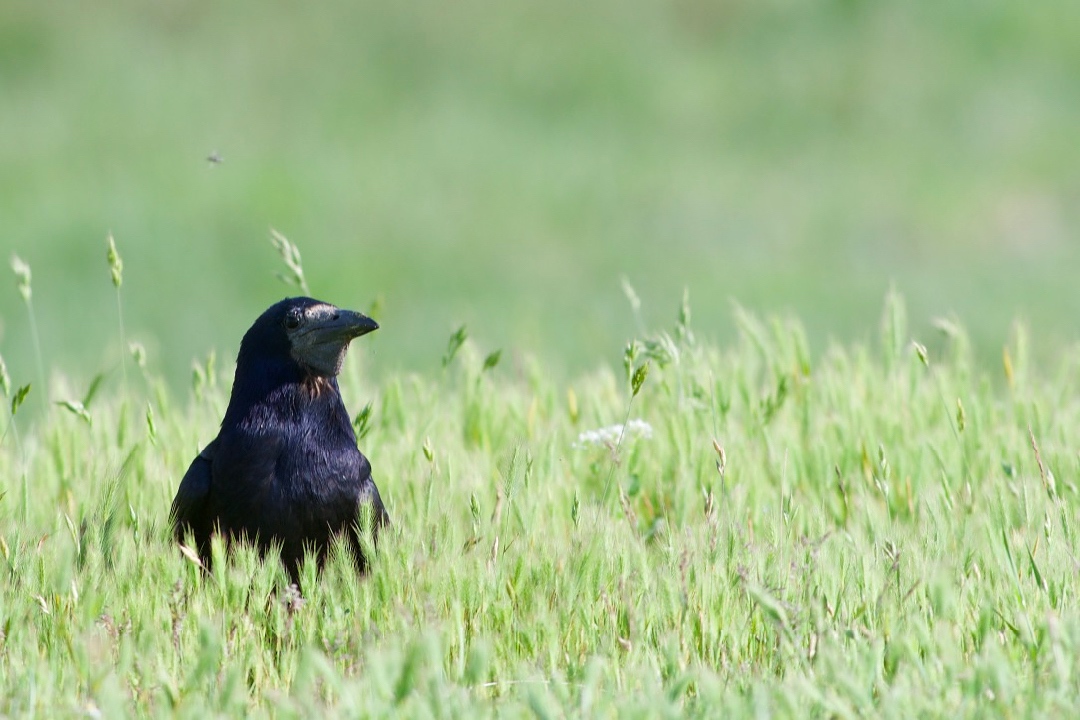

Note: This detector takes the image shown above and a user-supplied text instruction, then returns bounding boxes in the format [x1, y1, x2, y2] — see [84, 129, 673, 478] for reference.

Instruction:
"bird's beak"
[300, 309, 379, 344]
[327, 309, 379, 340]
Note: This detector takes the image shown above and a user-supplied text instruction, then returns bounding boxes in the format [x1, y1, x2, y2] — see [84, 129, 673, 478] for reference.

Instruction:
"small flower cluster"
[574, 419, 653, 448]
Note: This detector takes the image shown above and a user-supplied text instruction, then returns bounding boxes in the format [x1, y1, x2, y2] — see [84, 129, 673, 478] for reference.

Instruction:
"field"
[3, 285, 1080, 716]
[3, 1, 1080, 716]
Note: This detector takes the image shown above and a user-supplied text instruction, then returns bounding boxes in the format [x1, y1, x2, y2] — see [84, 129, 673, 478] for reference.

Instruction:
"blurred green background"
[2, 0, 1079, 389]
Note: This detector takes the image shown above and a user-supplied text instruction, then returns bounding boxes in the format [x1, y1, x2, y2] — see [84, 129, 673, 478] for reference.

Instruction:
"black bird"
[170, 297, 388, 585]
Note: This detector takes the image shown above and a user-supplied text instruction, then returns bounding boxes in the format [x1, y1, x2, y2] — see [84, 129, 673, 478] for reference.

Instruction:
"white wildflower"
[574, 419, 653, 448]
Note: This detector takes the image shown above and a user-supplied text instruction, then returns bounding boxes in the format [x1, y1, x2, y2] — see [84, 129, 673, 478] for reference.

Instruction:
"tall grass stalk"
[10, 255, 46, 410]
[106, 233, 128, 395]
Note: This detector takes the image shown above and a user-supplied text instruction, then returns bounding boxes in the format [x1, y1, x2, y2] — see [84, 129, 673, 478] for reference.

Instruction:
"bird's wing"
[170, 439, 218, 548]
[356, 453, 390, 528]
[347, 452, 389, 574]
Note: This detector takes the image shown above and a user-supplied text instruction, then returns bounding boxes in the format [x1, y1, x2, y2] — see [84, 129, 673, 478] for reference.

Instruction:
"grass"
[3, 3, 1078, 713]
[3, 287, 1080, 717]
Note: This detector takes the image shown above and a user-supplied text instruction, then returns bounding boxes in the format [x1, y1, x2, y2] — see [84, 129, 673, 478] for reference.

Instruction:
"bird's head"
[237, 297, 379, 382]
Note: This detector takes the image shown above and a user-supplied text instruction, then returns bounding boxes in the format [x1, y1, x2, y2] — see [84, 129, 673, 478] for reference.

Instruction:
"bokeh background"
[2, 0, 1079, 389]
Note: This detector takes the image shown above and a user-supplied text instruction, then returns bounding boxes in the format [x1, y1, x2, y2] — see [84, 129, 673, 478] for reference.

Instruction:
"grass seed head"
[11, 254, 31, 303]
[0, 353, 9, 397]
[106, 233, 123, 289]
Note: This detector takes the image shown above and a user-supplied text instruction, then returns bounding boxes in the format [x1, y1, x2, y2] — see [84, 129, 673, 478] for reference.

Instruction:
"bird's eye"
[284, 311, 302, 330]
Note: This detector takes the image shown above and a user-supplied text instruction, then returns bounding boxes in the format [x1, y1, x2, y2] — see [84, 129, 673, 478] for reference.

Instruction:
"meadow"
[2, 272, 1080, 716]
[3, 1, 1080, 716]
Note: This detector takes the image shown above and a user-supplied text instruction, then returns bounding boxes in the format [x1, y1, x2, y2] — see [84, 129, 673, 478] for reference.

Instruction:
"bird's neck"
[224, 364, 349, 432]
